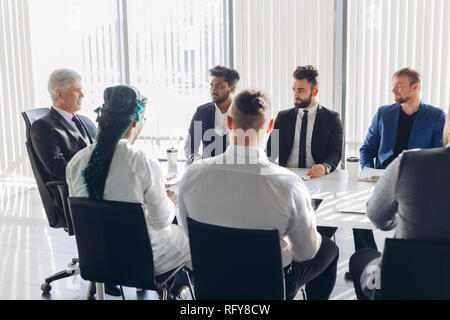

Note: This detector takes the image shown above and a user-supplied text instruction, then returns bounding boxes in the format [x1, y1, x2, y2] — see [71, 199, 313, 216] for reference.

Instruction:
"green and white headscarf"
[82, 85, 147, 200]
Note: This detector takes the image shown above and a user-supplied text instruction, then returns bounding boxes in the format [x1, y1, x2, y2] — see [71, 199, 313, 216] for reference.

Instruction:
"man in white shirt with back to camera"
[178, 89, 339, 300]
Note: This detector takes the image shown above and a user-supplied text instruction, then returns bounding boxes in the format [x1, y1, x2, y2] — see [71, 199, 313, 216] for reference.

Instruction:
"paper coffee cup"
[346, 157, 360, 179]
[167, 148, 178, 172]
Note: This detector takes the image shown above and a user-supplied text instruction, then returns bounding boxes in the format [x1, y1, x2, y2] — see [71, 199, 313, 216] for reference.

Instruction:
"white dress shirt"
[286, 104, 319, 168]
[53, 106, 90, 144]
[214, 103, 230, 136]
[178, 144, 322, 267]
[66, 140, 190, 275]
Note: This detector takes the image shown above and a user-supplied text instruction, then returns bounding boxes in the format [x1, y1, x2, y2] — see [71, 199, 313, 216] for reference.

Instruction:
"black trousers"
[348, 248, 381, 300]
[284, 236, 339, 300]
[317, 226, 378, 251]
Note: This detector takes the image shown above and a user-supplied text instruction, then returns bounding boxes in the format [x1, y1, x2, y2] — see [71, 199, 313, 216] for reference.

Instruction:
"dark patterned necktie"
[72, 115, 88, 140]
[298, 110, 309, 168]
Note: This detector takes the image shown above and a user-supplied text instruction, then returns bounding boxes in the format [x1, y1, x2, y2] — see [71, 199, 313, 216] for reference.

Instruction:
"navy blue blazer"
[184, 102, 228, 163]
[360, 102, 446, 169]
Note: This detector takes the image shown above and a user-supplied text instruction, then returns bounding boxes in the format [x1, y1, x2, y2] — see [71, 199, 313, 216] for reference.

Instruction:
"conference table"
[163, 162, 378, 230]
[288, 168, 377, 230]
[95, 162, 377, 300]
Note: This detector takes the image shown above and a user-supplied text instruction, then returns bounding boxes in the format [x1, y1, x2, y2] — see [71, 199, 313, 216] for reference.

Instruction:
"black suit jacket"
[267, 105, 343, 171]
[184, 102, 228, 163]
[30, 107, 97, 182]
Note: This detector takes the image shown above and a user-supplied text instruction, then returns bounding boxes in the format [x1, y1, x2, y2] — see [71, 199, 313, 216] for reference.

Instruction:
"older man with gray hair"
[31, 68, 97, 182]
[30, 69, 122, 297]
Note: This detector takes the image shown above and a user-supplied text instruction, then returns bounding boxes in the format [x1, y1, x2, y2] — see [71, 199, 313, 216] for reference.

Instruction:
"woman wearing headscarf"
[66, 85, 191, 297]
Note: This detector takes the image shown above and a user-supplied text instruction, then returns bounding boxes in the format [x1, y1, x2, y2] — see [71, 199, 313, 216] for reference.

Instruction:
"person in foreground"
[66, 85, 192, 299]
[178, 89, 339, 299]
[349, 107, 450, 299]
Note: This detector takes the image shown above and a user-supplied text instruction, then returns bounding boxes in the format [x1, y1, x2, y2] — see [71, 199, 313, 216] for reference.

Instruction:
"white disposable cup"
[167, 148, 178, 172]
[346, 157, 360, 179]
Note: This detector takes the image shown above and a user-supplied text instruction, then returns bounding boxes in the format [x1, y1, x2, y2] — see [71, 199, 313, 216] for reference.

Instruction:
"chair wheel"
[41, 283, 51, 293]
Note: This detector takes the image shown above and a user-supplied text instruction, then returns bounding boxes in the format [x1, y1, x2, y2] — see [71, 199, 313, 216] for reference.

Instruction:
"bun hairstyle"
[232, 89, 271, 130]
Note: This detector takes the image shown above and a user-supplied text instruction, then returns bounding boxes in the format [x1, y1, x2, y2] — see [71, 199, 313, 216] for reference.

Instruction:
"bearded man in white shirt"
[178, 89, 339, 300]
[184, 65, 240, 164]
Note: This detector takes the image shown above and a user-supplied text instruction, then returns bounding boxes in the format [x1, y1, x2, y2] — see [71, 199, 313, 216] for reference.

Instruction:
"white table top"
[288, 168, 377, 230]
[160, 160, 377, 230]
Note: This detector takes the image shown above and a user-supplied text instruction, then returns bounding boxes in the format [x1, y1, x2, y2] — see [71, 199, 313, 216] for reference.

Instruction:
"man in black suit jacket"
[267, 104, 343, 174]
[184, 65, 240, 164]
[267, 66, 377, 283]
[31, 69, 97, 182]
[30, 69, 122, 297]
[267, 65, 343, 177]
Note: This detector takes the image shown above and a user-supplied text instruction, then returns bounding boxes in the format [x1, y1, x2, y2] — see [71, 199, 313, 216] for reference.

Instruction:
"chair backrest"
[186, 217, 285, 300]
[380, 238, 450, 299]
[21, 108, 67, 229]
[68, 197, 157, 290]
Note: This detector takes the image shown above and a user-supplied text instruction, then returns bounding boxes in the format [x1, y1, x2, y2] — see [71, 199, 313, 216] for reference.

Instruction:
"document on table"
[337, 202, 367, 214]
[165, 174, 182, 193]
[359, 167, 385, 182]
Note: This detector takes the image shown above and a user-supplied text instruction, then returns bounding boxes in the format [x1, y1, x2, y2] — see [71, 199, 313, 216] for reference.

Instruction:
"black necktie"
[72, 115, 88, 140]
[298, 110, 309, 168]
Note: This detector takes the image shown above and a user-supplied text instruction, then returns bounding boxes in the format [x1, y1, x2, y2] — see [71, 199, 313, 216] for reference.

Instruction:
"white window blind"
[0, 0, 34, 179]
[1, 0, 449, 178]
[345, 0, 450, 157]
[233, 0, 336, 115]
[127, 0, 231, 158]
[0, 0, 231, 177]
[28, 0, 123, 119]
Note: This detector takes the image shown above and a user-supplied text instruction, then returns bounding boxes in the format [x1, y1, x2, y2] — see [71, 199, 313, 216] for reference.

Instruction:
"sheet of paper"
[359, 167, 385, 182]
[337, 202, 367, 214]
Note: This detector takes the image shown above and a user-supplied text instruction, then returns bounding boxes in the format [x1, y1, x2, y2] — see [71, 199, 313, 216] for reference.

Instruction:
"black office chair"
[21, 108, 79, 293]
[68, 197, 193, 300]
[379, 238, 450, 299]
[186, 217, 285, 300]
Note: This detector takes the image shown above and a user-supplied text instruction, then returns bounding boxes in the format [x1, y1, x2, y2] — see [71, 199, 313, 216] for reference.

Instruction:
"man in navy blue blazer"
[360, 67, 446, 169]
[184, 65, 240, 164]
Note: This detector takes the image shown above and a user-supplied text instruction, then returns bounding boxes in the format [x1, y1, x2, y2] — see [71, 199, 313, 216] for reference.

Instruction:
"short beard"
[294, 94, 313, 109]
[395, 95, 412, 104]
[212, 90, 231, 104]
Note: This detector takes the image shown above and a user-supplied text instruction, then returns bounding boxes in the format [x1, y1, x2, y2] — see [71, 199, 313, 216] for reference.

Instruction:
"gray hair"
[48, 69, 82, 104]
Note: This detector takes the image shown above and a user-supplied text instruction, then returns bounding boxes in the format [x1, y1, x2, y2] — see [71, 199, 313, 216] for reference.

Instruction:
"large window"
[1, 0, 449, 178]
[0, 0, 230, 177]
[29, 0, 123, 116]
[127, 0, 231, 155]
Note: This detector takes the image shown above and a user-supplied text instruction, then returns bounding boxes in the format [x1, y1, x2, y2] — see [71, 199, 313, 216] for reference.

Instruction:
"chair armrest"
[45, 181, 74, 235]
[46, 181, 67, 188]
